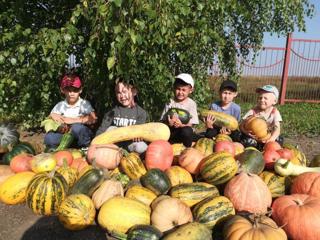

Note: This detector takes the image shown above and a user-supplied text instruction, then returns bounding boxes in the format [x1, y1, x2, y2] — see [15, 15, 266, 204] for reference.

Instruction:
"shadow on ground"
[21, 216, 106, 240]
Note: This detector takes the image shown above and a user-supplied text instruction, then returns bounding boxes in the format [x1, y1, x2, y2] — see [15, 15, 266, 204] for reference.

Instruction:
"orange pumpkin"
[145, 140, 173, 171]
[244, 116, 270, 141]
[224, 172, 272, 214]
[291, 172, 320, 198]
[178, 148, 204, 174]
[272, 194, 320, 240]
[10, 153, 33, 173]
[70, 157, 89, 172]
[54, 150, 73, 167]
[87, 144, 122, 170]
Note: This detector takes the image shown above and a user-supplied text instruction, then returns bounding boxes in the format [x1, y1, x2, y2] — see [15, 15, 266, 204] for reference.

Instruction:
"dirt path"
[0, 132, 319, 240]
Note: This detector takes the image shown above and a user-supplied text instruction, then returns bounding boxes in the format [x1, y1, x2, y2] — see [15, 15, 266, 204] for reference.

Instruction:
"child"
[44, 74, 97, 149]
[239, 85, 283, 148]
[95, 80, 148, 153]
[160, 73, 199, 147]
[204, 80, 241, 140]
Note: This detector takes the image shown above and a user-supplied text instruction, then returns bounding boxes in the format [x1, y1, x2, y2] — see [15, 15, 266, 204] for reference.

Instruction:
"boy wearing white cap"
[240, 85, 283, 147]
[160, 73, 199, 147]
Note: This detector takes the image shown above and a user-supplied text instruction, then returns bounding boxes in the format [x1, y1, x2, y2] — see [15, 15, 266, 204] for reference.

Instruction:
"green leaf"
[112, 0, 122, 7]
[107, 56, 116, 70]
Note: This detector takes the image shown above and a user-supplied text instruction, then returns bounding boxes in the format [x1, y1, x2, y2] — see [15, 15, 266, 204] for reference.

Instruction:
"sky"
[263, 0, 320, 47]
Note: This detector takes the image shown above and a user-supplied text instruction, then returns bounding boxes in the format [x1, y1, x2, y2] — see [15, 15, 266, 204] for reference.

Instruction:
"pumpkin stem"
[293, 199, 304, 206]
[48, 169, 56, 178]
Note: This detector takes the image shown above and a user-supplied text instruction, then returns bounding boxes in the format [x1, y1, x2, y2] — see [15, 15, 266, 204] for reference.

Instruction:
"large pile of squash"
[1, 122, 320, 240]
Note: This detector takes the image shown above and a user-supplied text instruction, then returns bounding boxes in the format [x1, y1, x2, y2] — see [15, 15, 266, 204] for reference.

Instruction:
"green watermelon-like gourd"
[140, 168, 171, 195]
[165, 108, 191, 124]
[2, 142, 36, 165]
[127, 224, 162, 240]
[236, 149, 265, 174]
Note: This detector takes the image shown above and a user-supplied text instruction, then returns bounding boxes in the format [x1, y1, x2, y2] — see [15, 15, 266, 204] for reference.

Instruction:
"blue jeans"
[44, 123, 93, 148]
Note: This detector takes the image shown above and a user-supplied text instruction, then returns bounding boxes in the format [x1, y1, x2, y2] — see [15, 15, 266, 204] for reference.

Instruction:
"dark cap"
[219, 80, 237, 92]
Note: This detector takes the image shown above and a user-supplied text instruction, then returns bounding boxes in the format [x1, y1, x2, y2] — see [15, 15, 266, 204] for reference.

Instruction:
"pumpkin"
[291, 172, 320, 197]
[140, 168, 171, 195]
[0, 165, 15, 185]
[199, 109, 239, 131]
[236, 149, 264, 174]
[70, 157, 89, 172]
[30, 153, 57, 173]
[58, 194, 96, 230]
[193, 195, 235, 229]
[171, 143, 186, 164]
[2, 142, 36, 165]
[194, 138, 214, 157]
[98, 196, 151, 234]
[53, 150, 73, 166]
[68, 148, 83, 159]
[92, 179, 124, 209]
[150, 195, 171, 210]
[120, 151, 146, 180]
[223, 214, 287, 240]
[282, 143, 307, 166]
[243, 116, 271, 141]
[127, 224, 162, 240]
[162, 222, 212, 240]
[26, 171, 68, 215]
[224, 172, 272, 214]
[169, 182, 219, 207]
[0, 171, 35, 205]
[200, 151, 238, 185]
[92, 122, 170, 144]
[214, 140, 236, 156]
[9, 153, 33, 173]
[165, 166, 193, 187]
[272, 194, 320, 240]
[125, 185, 157, 206]
[151, 197, 193, 232]
[70, 167, 105, 197]
[56, 165, 78, 188]
[0, 122, 20, 148]
[178, 147, 204, 174]
[145, 140, 173, 171]
[87, 144, 122, 170]
[259, 171, 286, 198]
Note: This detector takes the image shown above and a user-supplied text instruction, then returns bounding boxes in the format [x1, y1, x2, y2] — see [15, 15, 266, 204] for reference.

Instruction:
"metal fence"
[208, 34, 320, 104]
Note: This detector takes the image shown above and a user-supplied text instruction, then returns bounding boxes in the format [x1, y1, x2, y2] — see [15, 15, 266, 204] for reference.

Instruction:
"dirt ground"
[0, 132, 319, 240]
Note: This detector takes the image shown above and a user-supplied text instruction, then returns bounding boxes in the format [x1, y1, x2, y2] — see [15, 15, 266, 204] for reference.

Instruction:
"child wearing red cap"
[44, 74, 97, 149]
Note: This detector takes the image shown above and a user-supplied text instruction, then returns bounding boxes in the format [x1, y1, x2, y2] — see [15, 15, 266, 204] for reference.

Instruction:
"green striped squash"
[140, 168, 171, 195]
[193, 196, 235, 229]
[56, 165, 78, 188]
[199, 109, 239, 131]
[120, 152, 147, 180]
[169, 182, 219, 207]
[215, 133, 233, 142]
[194, 138, 214, 157]
[200, 151, 238, 185]
[259, 171, 286, 198]
[127, 224, 162, 240]
[26, 171, 68, 215]
[125, 185, 157, 206]
[58, 194, 96, 230]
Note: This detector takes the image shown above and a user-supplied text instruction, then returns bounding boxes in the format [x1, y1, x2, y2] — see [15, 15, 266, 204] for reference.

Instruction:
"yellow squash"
[0, 171, 35, 205]
[91, 122, 170, 145]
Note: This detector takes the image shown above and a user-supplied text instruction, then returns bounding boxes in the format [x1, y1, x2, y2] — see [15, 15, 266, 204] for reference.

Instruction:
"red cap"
[60, 75, 82, 89]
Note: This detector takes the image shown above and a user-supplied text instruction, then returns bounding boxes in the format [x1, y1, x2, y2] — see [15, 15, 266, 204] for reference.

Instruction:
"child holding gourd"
[95, 79, 148, 153]
[239, 85, 283, 148]
[203, 80, 241, 140]
[43, 74, 97, 150]
[160, 73, 200, 147]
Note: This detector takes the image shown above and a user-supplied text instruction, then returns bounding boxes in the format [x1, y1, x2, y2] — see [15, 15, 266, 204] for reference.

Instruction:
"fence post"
[279, 33, 292, 105]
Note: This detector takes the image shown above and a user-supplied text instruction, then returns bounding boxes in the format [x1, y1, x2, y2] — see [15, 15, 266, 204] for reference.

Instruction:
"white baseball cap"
[175, 73, 194, 88]
[256, 85, 279, 100]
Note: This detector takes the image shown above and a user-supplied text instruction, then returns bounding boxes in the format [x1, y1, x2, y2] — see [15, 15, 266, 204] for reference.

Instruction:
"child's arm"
[266, 121, 281, 143]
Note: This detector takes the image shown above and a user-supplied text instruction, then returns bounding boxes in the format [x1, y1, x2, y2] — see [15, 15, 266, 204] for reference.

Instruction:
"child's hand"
[173, 118, 183, 128]
[168, 114, 179, 127]
[220, 127, 231, 135]
[204, 114, 216, 129]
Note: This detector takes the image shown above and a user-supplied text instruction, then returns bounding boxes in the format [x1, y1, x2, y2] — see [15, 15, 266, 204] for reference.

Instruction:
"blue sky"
[263, 0, 320, 47]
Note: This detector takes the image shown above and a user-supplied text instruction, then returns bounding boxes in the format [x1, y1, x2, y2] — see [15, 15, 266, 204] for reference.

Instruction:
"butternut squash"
[91, 122, 170, 145]
[274, 158, 320, 176]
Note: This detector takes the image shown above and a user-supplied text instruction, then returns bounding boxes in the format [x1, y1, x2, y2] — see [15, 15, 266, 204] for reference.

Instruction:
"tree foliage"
[0, 0, 314, 128]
